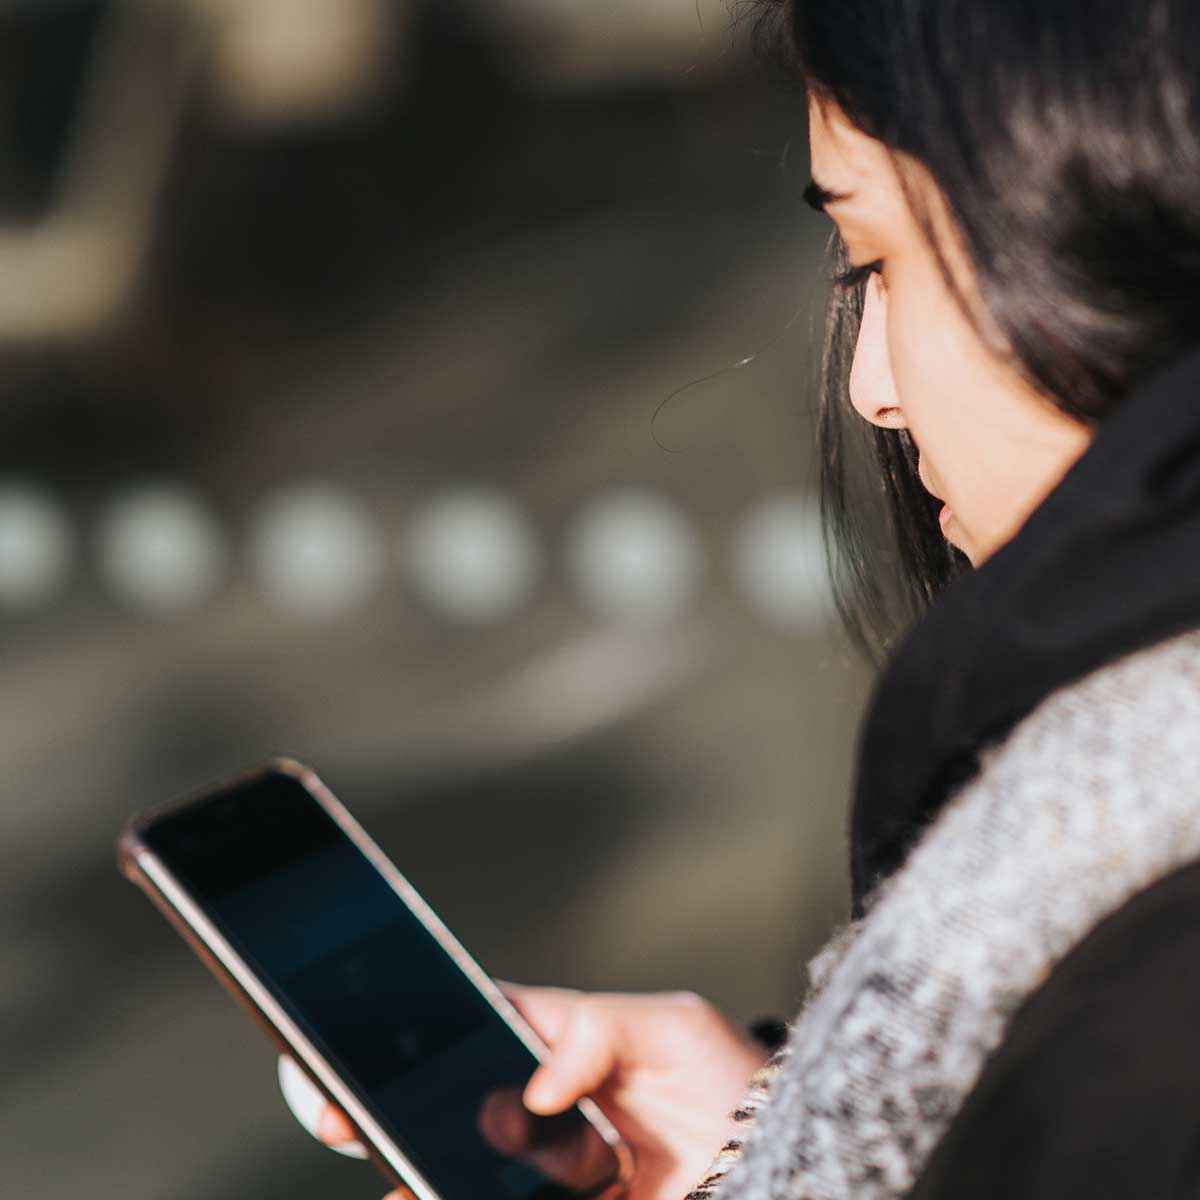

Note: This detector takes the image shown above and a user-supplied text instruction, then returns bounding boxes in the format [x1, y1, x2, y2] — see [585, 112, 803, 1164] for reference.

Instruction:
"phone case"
[117, 757, 634, 1200]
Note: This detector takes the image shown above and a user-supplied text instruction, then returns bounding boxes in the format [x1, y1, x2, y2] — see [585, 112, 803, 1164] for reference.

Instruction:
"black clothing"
[851, 345, 1200, 915]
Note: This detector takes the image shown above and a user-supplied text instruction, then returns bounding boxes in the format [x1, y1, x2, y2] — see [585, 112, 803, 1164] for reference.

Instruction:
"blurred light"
[500, 0, 728, 88]
[250, 482, 384, 620]
[403, 488, 541, 625]
[0, 483, 73, 610]
[201, 0, 400, 127]
[566, 489, 702, 626]
[97, 486, 227, 617]
[731, 494, 833, 630]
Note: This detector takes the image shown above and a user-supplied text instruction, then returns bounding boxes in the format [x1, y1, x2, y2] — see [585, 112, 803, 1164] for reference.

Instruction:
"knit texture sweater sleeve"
[695, 626, 1200, 1200]
[685, 923, 865, 1200]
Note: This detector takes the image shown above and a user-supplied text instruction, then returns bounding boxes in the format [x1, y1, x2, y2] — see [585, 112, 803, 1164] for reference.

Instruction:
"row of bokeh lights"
[0, 481, 835, 630]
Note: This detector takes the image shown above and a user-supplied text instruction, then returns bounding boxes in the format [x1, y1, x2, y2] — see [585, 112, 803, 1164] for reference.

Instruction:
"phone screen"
[140, 770, 621, 1200]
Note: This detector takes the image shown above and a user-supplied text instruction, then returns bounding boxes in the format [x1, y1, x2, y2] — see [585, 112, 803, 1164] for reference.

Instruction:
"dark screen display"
[141, 770, 619, 1200]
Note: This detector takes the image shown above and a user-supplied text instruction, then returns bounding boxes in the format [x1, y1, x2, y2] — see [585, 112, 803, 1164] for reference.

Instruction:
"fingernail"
[317, 1106, 349, 1143]
[319, 1109, 368, 1161]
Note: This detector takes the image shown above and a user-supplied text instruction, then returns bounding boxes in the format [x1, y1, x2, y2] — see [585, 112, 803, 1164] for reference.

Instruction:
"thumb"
[524, 1000, 618, 1115]
[497, 981, 579, 1043]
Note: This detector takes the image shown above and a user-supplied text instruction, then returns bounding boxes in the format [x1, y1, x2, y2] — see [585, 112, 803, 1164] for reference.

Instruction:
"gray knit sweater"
[692, 625, 1200, 1200]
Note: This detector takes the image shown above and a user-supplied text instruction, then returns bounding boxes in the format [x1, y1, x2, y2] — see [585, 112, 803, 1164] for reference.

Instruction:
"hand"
[282, 984, 768, 1200]
[503, 984, 768, 1200]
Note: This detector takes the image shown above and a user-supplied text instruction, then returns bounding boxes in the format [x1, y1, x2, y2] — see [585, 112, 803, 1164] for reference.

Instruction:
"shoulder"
[976, 624, 1200, 781]
[902, 627, 1200, 1198]
[891, 625, 1200, 919]
[870, 627, 1200, 937]
[909, 855, 1200, 1199]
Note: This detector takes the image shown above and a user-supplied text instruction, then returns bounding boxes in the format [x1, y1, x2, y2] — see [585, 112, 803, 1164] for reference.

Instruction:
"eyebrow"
[803, 178, 851, 212]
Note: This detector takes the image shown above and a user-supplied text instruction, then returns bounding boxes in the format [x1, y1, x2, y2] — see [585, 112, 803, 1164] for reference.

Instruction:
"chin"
[939, 506, 978, 566]
[942, 522, 976, 566]
[953, 533, 982, 568]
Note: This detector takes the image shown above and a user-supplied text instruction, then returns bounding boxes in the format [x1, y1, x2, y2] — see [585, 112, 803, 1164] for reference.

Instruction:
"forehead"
[806, 94, 944, 251]
[809, 94, 991, 316]
[806, 94, 892, 191]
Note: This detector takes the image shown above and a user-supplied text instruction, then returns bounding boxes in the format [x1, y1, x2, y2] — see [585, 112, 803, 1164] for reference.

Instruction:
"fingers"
[317, 1104, 359, 1146]
[382, 1189, 417, 1200]
[523, 998, 619, 1115]
[314, 1103, 366, 1158]
[477, 1085, 536, 1155]
[277, 1055, 367, 1159]
[476, 1084, 620, 1194]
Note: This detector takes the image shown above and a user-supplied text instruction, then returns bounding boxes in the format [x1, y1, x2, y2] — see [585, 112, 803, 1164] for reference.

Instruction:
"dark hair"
[751, 0, 1200, 662]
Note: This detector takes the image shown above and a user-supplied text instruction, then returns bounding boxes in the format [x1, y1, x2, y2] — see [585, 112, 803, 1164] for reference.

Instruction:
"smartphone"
[117, 759, 633, 1200]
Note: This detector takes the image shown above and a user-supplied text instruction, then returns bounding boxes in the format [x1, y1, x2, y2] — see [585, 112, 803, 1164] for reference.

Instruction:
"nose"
[848, 275, 904, 430]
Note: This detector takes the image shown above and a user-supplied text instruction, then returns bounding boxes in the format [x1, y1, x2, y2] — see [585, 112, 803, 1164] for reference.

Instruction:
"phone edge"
[116, 757, 635, 1199]
[117, 816, 432, 1196]
[292, 759, 635, 1191]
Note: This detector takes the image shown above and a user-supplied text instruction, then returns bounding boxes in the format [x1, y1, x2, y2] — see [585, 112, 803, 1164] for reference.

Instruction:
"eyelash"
[833, 259, 885, 292]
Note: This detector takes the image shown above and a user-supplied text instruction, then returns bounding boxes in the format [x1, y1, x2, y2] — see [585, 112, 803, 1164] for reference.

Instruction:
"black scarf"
[850, 345, 1200, 916]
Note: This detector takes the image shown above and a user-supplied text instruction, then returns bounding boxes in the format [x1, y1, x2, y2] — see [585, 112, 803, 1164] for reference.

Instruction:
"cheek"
[883, 296, 938, 439]
[883, 288, 985, 501]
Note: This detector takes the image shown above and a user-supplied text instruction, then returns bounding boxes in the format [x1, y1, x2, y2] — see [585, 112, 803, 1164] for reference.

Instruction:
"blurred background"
[0, 1, 874, 1196]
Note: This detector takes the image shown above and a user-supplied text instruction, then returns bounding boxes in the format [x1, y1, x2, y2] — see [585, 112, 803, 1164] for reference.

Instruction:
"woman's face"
[807, 96, 1094, 566]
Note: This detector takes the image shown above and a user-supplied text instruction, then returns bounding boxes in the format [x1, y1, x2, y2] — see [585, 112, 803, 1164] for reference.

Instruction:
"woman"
[293, 1, 1200, 1195]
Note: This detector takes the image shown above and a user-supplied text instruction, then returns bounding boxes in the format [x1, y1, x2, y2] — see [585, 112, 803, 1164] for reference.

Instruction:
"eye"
[833, 259, 886, 293]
